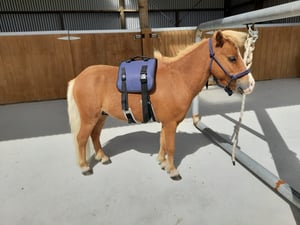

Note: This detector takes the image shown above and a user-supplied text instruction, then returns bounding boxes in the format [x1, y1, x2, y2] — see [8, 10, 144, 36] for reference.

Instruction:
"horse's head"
[209, 30, 255, 95]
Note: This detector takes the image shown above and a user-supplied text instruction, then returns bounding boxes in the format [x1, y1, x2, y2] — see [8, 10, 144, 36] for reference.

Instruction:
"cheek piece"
[208, 38, 250, 96]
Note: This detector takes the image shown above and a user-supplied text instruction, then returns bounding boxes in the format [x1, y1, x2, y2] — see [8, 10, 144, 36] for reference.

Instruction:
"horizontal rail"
[198, 1, 300, 31]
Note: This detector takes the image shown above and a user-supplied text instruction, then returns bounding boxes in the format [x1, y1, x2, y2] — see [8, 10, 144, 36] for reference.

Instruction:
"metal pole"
[198, 1, 300, 31]
[194, 121, 300, 209]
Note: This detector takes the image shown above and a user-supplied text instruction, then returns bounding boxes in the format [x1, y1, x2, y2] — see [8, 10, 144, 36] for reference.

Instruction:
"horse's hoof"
[82, 169, 93, 176]
[102, 158, 112, 165]
[171, 174, 182, 181]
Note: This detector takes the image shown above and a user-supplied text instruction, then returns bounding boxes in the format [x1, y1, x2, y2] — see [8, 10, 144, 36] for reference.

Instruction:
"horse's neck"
[170, 39, 210, 97]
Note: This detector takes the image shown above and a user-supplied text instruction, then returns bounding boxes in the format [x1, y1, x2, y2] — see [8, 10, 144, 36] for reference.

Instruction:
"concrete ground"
[0, 78, 299, 225]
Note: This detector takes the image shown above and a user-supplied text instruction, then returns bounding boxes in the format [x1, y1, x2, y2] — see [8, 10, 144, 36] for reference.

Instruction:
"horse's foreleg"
[160, 122, 182, 180]
[157, 128, 166, 164]
[91, 116, 111, 164]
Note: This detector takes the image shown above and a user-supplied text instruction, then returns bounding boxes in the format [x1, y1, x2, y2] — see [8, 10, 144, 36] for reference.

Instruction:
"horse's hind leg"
[91, 115, 111, 164]
[77, 121, 95, 175]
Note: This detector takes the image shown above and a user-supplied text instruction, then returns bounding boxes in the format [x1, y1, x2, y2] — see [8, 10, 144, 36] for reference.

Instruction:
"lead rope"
[231, 25, 258, 165]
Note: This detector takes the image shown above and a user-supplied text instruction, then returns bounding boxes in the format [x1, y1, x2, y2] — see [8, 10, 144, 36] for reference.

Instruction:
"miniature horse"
[67, 30, 255, 180]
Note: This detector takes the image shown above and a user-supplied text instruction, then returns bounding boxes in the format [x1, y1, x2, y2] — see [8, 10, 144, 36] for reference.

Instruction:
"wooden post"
[138, 0, 149, 29]
[138, 0, 153, 56]
[119, 0, 126, 29]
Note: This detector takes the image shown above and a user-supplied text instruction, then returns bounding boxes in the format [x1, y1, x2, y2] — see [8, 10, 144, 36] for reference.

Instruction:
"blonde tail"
[67, 80, 92, 164]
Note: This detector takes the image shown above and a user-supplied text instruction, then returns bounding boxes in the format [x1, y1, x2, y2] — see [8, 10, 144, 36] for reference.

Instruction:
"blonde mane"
[155, 30, 248, 63]
[218, 30, 248, 48]
[154, 41, 203, 63]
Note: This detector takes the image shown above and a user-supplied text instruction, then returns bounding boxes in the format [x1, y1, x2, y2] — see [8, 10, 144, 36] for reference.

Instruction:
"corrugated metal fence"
[1, 0, 300, 32]
[1, 0, 225, 31]
[1, 0, 119, 11]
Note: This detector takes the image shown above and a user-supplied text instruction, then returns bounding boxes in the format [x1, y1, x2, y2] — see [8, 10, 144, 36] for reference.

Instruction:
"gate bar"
[197, 1, 300, 31]
[194, 121, 300, 209]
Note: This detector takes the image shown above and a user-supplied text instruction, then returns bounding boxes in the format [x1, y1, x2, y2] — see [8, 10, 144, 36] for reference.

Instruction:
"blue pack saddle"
[116, 56, 157, 123]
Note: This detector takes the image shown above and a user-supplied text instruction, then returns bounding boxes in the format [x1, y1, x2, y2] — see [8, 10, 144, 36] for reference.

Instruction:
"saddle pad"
[117, 57, 157, 93]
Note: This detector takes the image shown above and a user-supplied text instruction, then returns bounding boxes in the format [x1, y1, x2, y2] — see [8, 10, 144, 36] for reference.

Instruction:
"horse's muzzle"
[236, 73, 255, 95]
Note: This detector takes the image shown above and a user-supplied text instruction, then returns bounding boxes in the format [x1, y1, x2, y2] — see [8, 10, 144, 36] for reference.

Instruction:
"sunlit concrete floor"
[0, 78, 299, 225]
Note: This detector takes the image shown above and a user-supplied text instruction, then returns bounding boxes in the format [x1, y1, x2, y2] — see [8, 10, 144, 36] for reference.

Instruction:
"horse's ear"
[215, 31, 224, 48]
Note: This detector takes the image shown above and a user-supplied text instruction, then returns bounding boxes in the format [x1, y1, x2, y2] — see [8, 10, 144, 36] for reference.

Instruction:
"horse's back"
[73, 64, 117, 90]
[76, 64, 118, 80]
[71, 64, 120, 112]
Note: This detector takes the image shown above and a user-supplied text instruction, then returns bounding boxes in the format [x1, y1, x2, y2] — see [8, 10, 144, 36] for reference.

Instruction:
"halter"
[208, 38, 251, 96]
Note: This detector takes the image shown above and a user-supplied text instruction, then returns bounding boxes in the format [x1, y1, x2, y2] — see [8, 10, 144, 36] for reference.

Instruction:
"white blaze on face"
[245, 72, 255, 94]
[236, 49, 255, 94]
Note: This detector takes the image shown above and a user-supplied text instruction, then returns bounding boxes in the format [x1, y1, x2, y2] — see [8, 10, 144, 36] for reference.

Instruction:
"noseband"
[208, 38, 250, 96]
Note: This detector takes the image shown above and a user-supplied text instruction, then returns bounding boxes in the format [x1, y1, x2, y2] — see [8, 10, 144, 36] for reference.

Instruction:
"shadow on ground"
[88, 131, 212, 171]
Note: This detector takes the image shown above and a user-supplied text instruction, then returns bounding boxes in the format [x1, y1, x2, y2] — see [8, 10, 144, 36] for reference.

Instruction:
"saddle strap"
[140, 65, 150, 123]
[140, 65, 156, 123]
[121, 67, 136, 123]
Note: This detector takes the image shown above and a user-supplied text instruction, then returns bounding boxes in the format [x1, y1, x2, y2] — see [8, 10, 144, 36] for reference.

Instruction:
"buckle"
[124, 109, 131, 115]
[123, 108, 137, 123]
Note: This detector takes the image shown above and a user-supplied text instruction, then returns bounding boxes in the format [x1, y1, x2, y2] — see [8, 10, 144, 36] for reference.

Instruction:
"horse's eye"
[228, 56, 237, 63]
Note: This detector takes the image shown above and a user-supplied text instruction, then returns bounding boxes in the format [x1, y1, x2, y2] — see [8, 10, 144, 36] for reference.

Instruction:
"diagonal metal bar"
[194, 121, 300, 209]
